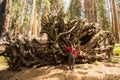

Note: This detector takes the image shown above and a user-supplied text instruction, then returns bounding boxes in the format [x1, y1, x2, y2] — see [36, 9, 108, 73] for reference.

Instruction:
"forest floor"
[0, 57, 120, 80]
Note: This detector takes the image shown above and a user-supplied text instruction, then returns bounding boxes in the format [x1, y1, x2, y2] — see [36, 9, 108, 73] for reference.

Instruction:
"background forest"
[0, 0, 120, 42]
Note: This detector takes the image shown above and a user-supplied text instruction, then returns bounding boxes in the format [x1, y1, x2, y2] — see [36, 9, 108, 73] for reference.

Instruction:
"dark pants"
[69, 53, 75, 70]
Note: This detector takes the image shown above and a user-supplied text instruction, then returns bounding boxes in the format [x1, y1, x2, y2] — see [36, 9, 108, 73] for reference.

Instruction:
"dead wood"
[0, 10, 115, 70]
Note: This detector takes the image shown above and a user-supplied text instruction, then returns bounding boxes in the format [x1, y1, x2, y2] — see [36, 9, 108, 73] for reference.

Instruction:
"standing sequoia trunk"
[84, 0, 97, 22]
[28, 0, 36, 40]
[43, 5, 49, 20]
[4, 0, 12, 33]
[0, 0, 12, 37]
[32, 11, 38, 37]
[110, 0, 120, 42]
[0, 0, 5, 37]
[93, 0, 97, 22]
[19, 0, 27, 34]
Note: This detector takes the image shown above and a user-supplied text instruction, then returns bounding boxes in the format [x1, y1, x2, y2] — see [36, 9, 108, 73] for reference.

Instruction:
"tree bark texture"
[0, 10, 115, 71]
[110, 0, 120, 42]
[28, 0, 36, 40]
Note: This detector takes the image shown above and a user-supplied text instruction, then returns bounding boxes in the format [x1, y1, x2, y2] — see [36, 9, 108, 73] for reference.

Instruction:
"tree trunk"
[110, 0, 120, 42]
[4, 0, 12, 33]
[19, 0, 26, 34]
[32, 11, 38, 37]
[28, 0, 36, 40]
[0, 0, 6, 37]
[13, 24, 19, 36]
[43, 6, 49, 20]
[93, 0, 97, 22]
[84, 0, 97, 22]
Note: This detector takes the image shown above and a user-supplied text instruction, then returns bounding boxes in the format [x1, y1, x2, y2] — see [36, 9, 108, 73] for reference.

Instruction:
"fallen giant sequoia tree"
[0, 11, 115, 70]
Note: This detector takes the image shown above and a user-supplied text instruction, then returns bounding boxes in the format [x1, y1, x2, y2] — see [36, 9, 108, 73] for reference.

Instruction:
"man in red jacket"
[65, 45, 77, 70]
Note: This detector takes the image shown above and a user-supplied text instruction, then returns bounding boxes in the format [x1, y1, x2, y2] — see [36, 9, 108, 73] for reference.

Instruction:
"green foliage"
[11, 0, 30, 34]
[23, 15, 30, 26]
[108, 57, 120, 64]
[96, 0, 111, 31]
[49, 0, 64, 12]
[11, 0, 20, 28]
[0, 56, 7, 66]
[21, 14, 30, 34]
[93, 60, 99, 65]
[113, 44, 120, 55]
[118, 11, 120, 19]
[36, 0, 42, 13]
[42, 0, 50, 7]
[68, 0, 82, 20]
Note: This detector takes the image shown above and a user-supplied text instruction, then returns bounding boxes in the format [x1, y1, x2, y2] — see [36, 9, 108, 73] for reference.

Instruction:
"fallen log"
[0, 10, 115, 70]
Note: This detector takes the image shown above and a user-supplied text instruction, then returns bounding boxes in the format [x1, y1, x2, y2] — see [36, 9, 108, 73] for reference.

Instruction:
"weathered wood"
[0, 10, 115, 70]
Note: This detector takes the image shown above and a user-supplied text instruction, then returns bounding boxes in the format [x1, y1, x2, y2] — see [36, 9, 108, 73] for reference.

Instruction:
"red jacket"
[65, 46, 77, 58]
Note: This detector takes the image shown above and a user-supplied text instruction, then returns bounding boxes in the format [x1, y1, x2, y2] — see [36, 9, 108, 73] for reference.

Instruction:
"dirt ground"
[0, 61, 120, 80]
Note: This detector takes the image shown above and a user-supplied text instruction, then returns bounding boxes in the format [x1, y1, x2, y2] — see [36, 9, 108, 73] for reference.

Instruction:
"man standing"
[65, 45, 77, 70]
